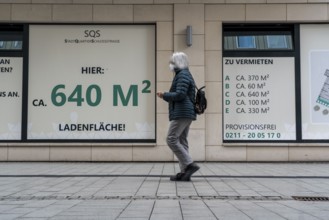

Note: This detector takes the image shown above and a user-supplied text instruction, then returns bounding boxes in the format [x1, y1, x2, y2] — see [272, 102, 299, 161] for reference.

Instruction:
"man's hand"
[157, 92, 164, 98]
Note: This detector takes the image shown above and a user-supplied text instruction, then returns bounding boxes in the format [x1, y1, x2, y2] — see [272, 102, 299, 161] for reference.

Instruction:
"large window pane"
[237, 36, 255, 49]
[267, 35, 287, 49]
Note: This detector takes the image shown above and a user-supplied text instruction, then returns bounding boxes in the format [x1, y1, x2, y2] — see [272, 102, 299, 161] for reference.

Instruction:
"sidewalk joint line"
[0, 174, 329, 179]
[0, 195, 293, 201]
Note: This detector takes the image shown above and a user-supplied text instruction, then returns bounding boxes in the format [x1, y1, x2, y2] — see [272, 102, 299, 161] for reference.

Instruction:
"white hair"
[170, 52, 189, 70]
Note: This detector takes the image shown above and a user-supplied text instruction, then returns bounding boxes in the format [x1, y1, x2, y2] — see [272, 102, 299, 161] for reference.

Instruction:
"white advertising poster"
[28, 25, 155, 141]
[300, 24, 329, 140]
[0, 57, 22, 140]
[223, 57, 296, 141]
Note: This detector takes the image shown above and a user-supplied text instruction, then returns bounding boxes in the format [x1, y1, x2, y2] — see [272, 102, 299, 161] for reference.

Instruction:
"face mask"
[169, 63, 175, 72]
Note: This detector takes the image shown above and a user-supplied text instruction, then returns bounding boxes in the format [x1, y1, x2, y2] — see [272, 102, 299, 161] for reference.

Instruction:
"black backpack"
[193, 85, 207, 115]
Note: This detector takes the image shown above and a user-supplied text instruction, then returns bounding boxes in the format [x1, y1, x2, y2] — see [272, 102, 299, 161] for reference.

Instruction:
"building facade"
[1, 0, 329, 162]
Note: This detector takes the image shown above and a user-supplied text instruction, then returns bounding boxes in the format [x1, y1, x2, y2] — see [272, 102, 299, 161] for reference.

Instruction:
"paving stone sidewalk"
[0, 162, 329, 220]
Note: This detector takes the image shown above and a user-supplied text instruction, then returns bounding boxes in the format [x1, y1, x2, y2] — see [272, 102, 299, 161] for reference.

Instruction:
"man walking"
[157, 52, 200, 181]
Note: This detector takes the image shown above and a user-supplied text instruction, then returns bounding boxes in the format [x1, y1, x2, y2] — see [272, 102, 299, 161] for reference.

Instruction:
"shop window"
[222, 24, 297, 143]
[0, 24, 24, 142]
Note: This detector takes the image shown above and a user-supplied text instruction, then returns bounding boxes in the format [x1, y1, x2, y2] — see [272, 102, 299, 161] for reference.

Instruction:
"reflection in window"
[237, 36, 255, 49]
[224, 24, 294, 51]
[224, 35, 293, 51]
[13, 41, 22, 49]
[267, 35, 287, 49]
[0, 41, 23, 50]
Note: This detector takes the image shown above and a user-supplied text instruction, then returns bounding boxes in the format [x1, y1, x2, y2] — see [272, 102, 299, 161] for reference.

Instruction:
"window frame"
[222, 23, 301, 144]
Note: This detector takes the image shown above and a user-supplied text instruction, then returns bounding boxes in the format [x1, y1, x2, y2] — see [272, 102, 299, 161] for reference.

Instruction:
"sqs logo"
[84, 30, 101, 38]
